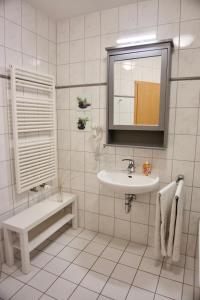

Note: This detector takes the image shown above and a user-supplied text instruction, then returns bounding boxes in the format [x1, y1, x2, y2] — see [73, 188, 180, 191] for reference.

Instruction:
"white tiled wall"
[0, 0, 57, 242]
[56, 0, 200, 257]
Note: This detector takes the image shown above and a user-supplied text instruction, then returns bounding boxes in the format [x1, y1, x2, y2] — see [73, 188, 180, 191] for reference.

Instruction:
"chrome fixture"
[125, 194, 136, 213]
[176, 174, 184, 183]
[40, 183, 46, 188]
[122, 159, 135, 174]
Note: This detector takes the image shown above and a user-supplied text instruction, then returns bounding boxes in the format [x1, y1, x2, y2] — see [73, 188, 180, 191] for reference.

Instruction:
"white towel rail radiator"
[10, 66, 57, 193]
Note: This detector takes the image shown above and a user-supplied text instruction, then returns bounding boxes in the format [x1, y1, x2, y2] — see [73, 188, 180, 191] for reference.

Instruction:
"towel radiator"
[10, 66, 57, 193]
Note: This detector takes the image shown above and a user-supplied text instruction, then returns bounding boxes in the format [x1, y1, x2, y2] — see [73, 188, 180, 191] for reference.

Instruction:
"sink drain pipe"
[125, 194, 136, 213]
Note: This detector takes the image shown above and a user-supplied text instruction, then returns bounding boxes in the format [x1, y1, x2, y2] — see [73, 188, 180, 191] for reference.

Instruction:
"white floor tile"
[182, 284, 194, 300]
[126, 286, 154, 300]
[185, 256, 195, 270]
[68, 237, 89, 250]
[61, 263, 88, 284]
[101, 247, 123, 262]
[12, 265, 40, 283]
[46, 277, 77, 300]
[81, 270, 108, 293]
[102, 278, 130, 300]
[29, 270, 57, 292]
[184, 269, 194, 285]
[49, 231, 75, 245]
[44, 257, 70, 276]
[144, 246, 162, 261]
[78, 229, 97, 240]
[10, 285, 42, 300]
[0, 229, 194, 300]
[0, 272, 8, 283]
[93, 233, 112, 245]
[2, 262, 20, 275]
[139, 257, 162, 275]
[111, 263, 137, 284]
[39, 241, 65, 256]
[69, 286, 98, 300]
[157, 277, 183, 300]
[194, 287, 200, 300]
[92, 257, 116, 276]
[126, 242, 146, 256]
[31, 251, 53, 268]
[65, 227, 83, 236]
[108, 238, 128, 251]
[40, 294, 55, 300]
[0, 277, 24, 300]
[57, 246, 80, 262]
[119, 251, 142, 268]
[84, 241, 106, 256]
[161, 263, 184, 283]
[74, 251, 98, 268]
[154, 295, 171, 300]
[133, 270, 158, 293]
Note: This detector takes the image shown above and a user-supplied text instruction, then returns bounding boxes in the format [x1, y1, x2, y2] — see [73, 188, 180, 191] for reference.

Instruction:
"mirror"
[106, 40, 173, 148]
[113, 56, 161, 126]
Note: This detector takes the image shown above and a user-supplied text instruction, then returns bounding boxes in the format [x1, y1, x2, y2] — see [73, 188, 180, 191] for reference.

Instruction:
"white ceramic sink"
[97, 170, 159, 194]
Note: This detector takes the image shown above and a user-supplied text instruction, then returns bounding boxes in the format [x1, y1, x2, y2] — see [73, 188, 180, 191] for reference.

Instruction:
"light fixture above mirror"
[116, 33, 157, 45]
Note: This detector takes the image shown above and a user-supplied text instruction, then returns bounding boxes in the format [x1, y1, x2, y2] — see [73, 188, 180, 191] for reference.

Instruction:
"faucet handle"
[122, 158, 135, 164]
[122, 158, 133, 161]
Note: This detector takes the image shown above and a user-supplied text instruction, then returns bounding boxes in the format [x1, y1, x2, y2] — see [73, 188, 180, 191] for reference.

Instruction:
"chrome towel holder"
[176, 175, 184, 183]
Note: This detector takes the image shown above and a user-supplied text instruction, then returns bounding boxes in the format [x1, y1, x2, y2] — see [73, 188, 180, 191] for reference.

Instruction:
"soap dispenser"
[143, 161, 152, 176]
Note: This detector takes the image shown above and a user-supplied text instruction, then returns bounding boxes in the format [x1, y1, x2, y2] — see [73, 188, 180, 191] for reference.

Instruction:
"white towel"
[167, 180, 184, 261]
[154, 181, 177, 259]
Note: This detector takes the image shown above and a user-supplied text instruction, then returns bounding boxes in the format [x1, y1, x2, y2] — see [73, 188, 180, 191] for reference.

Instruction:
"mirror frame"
[106, 40, 173, 132]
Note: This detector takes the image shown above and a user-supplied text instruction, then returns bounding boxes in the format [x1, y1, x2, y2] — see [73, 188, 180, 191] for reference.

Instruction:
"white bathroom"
[0, 0, 200, 299]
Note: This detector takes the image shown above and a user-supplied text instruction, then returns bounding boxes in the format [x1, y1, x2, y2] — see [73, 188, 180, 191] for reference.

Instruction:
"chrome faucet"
[122, 159, 135, 174]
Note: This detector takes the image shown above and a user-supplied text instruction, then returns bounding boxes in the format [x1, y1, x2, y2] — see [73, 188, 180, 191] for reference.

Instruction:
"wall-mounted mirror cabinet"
[106, 40, 173, 148]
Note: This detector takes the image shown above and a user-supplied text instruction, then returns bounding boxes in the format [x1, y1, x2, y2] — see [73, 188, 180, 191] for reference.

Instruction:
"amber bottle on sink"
[143, 161, 152, 176]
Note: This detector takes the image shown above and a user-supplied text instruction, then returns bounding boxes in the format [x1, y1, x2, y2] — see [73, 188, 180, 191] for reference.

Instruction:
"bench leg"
[4, 228, 14, 266]
[72, 198, 78, 229]
[20, 232, 31, 274]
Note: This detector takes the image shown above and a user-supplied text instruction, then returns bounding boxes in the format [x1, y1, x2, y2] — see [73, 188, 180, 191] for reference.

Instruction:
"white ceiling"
[26, 0, 137, 20]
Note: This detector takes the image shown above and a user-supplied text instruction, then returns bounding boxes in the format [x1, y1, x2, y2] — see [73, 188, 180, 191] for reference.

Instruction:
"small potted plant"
[77, 97, 91, 109]
[77, 117, 89, 130]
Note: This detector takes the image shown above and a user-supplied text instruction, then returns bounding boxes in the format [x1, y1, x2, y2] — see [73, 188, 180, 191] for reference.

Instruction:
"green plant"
[78, 117, 89, 124]
[77, 97, 91, 109]
[77, 117, 89, 130]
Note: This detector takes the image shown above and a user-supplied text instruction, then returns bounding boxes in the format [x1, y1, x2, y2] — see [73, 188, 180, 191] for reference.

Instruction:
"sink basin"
[97, 170, 159, 194]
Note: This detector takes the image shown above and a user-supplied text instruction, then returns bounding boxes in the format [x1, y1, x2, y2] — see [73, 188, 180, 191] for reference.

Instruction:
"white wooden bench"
[2, 192, 77, 274]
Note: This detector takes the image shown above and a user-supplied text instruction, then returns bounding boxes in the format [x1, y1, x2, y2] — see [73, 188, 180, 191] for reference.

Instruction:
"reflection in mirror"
[113, 56, 161, 126]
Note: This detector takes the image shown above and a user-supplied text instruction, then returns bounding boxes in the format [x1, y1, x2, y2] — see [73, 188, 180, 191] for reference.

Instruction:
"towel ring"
[176, 175, 184, 183]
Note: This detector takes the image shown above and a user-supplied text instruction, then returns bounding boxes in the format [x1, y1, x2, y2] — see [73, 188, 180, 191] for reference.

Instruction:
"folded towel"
[155, 181, 177, 259]
[167, 180, 184, 261]
[167, 194, 177, 258]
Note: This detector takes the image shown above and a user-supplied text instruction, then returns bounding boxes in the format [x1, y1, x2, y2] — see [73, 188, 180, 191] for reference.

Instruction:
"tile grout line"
[97, 236, 134, 299]
[1, 228, 195, 299]
[153, 251, 165, 300]
[7, 228, 86, 299]
[67, 233, 120, 298]
[124, 242, 149, 300]
[40, 228, 102, 299]
[56, 231, 105, 299]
